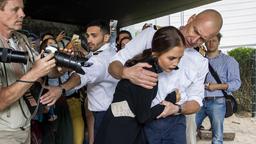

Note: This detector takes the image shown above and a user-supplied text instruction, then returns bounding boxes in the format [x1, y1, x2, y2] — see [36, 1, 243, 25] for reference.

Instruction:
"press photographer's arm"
[0, 53, 56, 111]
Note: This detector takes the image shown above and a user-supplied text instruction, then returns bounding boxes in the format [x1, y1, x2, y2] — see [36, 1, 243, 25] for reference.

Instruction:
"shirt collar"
[206, 50, 223, 59]
[97, 43, 110, 52]
[146, 57, 163, 74]
[92, 43, 111, 55]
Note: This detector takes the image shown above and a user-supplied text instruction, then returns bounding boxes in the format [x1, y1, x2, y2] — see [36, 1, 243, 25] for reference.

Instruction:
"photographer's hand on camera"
[27, 52, 56, 81]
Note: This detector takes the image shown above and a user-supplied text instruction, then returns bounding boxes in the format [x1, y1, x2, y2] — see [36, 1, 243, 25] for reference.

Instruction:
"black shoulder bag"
[208, 64, 238, 118]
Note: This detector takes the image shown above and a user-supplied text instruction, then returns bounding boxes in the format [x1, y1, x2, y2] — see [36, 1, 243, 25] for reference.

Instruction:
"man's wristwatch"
[177, 104, 182, 114]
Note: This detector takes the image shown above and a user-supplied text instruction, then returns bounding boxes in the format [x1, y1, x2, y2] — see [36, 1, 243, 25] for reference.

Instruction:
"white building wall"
[123, 0, 256, 52]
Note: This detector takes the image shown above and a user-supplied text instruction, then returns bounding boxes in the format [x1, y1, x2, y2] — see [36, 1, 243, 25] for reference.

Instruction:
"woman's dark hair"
[125, 26, 185, 67]
[116, 30, 132, 43]
[40, 32, 54, 41]
[116, 36, 132, 51]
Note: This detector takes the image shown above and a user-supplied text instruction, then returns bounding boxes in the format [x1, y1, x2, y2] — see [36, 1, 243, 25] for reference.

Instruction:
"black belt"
[204, 96, 225, 101]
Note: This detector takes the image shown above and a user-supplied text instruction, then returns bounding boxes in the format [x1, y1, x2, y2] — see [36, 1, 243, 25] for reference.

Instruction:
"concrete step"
[197, 130, 235, 141]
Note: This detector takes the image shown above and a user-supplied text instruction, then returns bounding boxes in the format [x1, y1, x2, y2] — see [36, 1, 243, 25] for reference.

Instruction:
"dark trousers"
[144, 114, 186, 144]
[92, 111, 106, 137]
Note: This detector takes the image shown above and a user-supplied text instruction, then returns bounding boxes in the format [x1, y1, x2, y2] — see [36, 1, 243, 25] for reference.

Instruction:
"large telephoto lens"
[54, 51, 88, 74]
[0, 48, 28, 64]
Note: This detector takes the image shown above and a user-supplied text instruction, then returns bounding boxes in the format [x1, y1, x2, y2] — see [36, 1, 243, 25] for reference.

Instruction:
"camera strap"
[2, 62, 29, 120]
[208, 63, 228, 97]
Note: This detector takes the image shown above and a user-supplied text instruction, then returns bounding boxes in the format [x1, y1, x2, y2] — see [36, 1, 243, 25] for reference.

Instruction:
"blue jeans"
[144, 114, 186, 144]
[92, 111, 106, 138]
[196, 97, 226, 144]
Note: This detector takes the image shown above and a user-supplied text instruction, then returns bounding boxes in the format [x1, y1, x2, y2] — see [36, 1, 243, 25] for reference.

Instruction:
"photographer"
[0, 0, 56, 143]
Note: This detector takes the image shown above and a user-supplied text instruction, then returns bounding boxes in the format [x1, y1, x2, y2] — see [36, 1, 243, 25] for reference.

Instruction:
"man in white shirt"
[60, 20, 118, 144]
[108, 9, 223, 144]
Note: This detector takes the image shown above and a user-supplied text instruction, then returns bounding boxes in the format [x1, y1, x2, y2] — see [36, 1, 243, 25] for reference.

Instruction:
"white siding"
[123, 0, 256, 51]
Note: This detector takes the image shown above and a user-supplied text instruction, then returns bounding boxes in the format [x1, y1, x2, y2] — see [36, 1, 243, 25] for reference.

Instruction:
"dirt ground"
[197, 112, 256, 144]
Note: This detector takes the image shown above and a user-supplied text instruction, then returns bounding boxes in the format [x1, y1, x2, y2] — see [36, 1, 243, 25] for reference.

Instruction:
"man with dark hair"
[196, 33, 241, 144]
[62, 20, 118, 144]
[0, 0, 56, 143]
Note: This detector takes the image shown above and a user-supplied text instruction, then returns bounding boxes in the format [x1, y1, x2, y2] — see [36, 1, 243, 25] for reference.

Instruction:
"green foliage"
[228, 47, 256, 112]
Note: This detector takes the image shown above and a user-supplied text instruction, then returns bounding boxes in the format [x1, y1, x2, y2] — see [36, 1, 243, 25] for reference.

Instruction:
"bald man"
[179, 9, 223, 144]
[108, 9, 223, 143]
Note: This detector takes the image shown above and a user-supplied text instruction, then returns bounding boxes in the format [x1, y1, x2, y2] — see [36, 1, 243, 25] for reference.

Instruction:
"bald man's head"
[180, 9, 223, 48]
[196, 9, 223, 36]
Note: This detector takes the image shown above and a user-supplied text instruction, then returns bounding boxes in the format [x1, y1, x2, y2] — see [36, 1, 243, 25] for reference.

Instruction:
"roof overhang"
[24, 0, 219, 27]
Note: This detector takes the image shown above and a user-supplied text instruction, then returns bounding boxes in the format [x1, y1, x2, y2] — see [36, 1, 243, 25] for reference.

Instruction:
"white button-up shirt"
[78, 43, 118, 111]
[111, 27, 208, 106]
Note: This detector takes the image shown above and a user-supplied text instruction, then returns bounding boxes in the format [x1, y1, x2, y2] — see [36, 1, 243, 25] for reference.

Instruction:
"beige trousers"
[186, 114, 197, 144]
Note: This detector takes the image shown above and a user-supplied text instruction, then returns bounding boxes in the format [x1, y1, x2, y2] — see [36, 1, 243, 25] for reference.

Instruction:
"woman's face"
[120, 38, 131, 49]
[47, 39, 57, 46]
[157, 46, 184, 72]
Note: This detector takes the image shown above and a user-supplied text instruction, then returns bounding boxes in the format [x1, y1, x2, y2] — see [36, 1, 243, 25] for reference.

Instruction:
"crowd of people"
[0, 0, 242, 144]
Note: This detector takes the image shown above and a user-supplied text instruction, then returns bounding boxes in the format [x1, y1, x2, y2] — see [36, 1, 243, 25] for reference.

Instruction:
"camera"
[0, 47, 92, 74]
[0, 47, 28, 64]
[45, 45, 92, 74]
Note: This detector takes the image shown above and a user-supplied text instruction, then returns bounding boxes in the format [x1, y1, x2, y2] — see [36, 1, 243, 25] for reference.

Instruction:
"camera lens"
[0, 48, 28, 64]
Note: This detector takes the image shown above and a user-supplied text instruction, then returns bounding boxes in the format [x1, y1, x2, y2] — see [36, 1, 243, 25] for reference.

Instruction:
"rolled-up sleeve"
[186, 58, 209, 106]
[111, 27, 155, 64]
[76, 56, 106, 90]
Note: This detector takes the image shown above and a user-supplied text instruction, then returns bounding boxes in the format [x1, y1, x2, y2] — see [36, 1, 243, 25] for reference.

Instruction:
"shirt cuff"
[187, 96, 203, 107]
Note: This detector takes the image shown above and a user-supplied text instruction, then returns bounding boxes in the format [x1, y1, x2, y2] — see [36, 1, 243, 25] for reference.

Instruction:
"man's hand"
[56, 31, 65, 42]
[205, 83, 228, 91]
[122, 63, 158, 89]
[40, 86, 63, 106]
[156, 100, 179, 119]
[29, 52, 56, 80]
